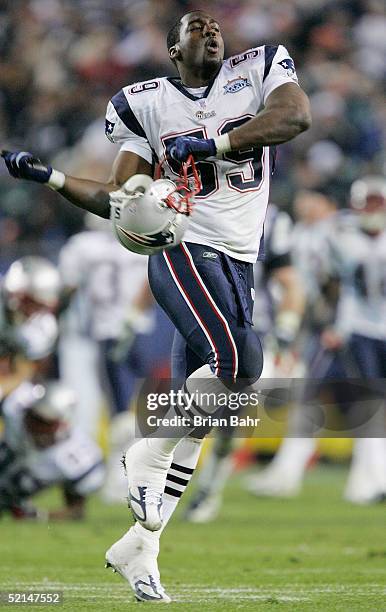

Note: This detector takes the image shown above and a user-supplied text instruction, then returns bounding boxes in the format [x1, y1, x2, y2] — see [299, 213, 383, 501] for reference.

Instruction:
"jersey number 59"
[162, 116, 264, 198]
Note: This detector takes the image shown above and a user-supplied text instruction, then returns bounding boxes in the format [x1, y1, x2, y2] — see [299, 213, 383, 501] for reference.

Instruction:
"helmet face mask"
[110, 156, 201, 255]
[24, 411, 64, 448]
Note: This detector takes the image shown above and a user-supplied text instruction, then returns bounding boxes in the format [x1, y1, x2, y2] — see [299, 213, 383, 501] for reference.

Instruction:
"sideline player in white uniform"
[246, 190, 339, 497]
[58, 215, 152, 431]
[0, 381, 104, 520]
[59, 215, 154, 500]
[248, 178, 386, 503]
[2, 9, 311, 602]
[322, 176, 386, 503]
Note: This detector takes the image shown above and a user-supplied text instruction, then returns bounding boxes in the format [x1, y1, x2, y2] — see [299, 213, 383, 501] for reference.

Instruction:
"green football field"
[1, 465, 386, 611]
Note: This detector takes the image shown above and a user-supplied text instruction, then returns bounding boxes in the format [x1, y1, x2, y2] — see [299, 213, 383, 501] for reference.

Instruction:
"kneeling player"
[0, 380, 105, 520]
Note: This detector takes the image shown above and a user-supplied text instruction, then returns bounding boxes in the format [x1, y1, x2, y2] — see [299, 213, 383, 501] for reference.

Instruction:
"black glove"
[1, 150, 53, 183]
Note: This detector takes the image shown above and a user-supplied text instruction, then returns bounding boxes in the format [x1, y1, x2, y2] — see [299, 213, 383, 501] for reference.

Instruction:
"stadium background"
[0, 0, 384, 269]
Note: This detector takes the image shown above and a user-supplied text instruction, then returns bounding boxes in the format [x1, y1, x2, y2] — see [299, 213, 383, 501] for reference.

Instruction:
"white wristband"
[214, 133, 231, 155]
[48, 169, 65, 191]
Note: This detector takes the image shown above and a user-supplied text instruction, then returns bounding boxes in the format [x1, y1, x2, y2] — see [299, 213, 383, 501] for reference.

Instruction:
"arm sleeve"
[261, 44, 299, 103]
[105, 89, 153, 164]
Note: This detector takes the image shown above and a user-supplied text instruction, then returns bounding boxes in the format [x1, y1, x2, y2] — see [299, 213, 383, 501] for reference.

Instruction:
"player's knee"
[214, 329, 263, 387]
[236, 330, 263, 385]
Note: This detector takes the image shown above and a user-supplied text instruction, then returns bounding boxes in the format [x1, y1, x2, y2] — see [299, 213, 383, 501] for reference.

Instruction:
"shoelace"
[144, 488, 163, 507]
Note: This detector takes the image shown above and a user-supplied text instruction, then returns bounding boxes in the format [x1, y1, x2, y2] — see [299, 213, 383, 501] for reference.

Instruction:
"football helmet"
[3, 256, 61, 318]
[110, 155, 200, 255]
[24, 382, 76, 448]
[350, 175, 386, 233]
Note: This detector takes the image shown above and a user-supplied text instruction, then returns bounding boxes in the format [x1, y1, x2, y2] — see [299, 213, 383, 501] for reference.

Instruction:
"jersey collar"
[167, 64, 223, 101]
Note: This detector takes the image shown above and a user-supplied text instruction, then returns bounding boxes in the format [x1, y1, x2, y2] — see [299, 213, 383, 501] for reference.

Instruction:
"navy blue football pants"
[148, 242, 263, 385]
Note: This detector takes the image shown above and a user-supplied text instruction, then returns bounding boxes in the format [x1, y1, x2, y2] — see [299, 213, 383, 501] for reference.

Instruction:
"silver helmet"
[25, 382, 77, 447]
[350, 175, 386, 232]
[3, 256, 61, 314]
[110, 160, 200, 256]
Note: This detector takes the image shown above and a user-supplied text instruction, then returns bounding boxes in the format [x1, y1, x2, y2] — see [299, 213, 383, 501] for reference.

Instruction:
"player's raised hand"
[1, 150, 53, 183]
[168, 136, 216, 163]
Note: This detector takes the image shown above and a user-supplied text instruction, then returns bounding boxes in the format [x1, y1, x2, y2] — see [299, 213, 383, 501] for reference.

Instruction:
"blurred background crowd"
[0, 1, 385, 519]
[0, 0, 384, 267]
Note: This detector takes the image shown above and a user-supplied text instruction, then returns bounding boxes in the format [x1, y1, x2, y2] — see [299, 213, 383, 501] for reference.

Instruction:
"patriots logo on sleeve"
[105, 119, 115, 142]
[277, 58, 296, 77]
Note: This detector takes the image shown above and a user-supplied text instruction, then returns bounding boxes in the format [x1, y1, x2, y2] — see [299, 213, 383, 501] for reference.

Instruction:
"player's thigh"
[148, 248, 219, 373]
[148, 244, 262, 381]
[184, 243, 263, 382]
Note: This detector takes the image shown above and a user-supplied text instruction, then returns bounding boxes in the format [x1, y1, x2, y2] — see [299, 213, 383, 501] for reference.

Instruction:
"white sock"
[161, 436, 203, 531]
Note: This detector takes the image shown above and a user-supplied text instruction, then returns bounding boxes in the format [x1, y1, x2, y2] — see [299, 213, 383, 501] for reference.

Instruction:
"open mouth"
[206, 39, 219, 54]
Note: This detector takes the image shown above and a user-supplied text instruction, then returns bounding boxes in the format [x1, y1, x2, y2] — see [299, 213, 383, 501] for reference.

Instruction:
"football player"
[322, 175, 386, 503]
[0, 380, 105, 520]
[58, 213, 167, 502]
[2, 9, 311, 602]
[247, 179, 386, 503]
[58, 214, 153, 426]
[246, 189, 339, 497]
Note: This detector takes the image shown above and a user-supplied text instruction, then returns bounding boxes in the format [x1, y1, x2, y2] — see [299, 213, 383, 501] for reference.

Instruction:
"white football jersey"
[59, 228, 150, 340]
[1, 381, 105, 496]
[105, 45, 299, 262]
[291, 217, 333, 306]
[327, 214, 386, 340]
[253, 204, 293, 333]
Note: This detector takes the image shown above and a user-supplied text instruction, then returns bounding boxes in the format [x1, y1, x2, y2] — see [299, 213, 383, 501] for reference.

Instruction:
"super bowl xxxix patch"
[223, 76, 252, 94]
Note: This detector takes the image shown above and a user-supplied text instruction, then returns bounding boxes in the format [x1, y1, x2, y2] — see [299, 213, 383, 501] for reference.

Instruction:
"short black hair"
[166, 10, 207, 52]
[167, 18, 182, 52]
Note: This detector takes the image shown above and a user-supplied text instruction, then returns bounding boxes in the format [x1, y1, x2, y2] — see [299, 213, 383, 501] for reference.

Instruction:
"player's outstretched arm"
[1, 150, 152, 219]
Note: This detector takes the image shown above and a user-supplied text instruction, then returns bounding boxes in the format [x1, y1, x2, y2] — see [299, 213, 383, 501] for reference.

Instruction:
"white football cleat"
[184, 490, 221, 523]
[244, 469, 301, 498]
[125, 439, 173, 531]
[105, 526, 171, 603]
